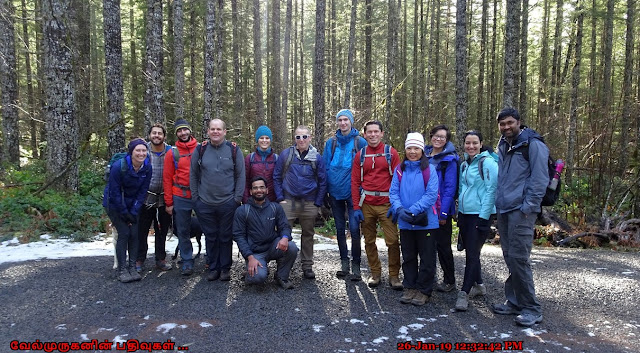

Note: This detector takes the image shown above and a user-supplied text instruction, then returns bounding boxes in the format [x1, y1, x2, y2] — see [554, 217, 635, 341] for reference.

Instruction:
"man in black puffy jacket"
[233, 177, 299, 289]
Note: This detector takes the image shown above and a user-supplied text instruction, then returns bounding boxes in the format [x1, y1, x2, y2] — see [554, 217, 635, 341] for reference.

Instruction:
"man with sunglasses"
[273, 126, 327, 280]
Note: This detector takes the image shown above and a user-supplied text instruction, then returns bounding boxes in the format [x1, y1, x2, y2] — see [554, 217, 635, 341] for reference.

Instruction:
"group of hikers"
[103, 107, 550, 328]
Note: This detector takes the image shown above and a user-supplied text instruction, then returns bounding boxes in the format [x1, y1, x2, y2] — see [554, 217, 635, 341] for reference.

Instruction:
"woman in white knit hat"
[388, 132, 440, 306]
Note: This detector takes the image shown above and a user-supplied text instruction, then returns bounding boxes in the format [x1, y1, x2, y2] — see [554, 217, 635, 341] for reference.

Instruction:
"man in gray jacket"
[492, 108, 549, 327]
[191, 119, 245, 282]
[233, 177, 298, 289]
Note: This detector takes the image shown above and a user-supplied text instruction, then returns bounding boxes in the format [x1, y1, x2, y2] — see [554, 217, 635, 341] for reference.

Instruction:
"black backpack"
[521, 137, 562, 207]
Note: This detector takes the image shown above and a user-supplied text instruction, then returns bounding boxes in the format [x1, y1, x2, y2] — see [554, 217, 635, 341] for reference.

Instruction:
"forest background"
[0, 0, 638, 243]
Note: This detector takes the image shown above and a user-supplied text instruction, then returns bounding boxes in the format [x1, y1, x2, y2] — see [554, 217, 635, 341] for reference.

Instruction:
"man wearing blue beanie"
[323, 109, 367, 281]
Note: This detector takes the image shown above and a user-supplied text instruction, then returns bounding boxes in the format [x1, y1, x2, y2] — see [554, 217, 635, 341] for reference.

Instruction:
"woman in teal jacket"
[455, 131, 498, 311]
[389, 133, 439, 306]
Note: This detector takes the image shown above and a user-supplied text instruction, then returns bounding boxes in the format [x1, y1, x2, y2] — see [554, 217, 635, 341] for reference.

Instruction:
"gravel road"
[0, 233, 638, 353]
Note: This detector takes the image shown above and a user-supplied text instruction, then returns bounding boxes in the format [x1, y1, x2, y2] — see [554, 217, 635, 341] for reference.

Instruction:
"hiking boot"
[206, 270, 220, 281]
[351, 262, 362, 282]
[128, 267, 142, 281]
[389, 276, 403, 291]
[436, 282, 456, 292]
[155, 260, 172, 271]
[336, 259, 350, 278]
[468, 283, 486, 298]
[492, 301, 521, 315]
[219, 270, 231, 281]
[118, 268, 134, 283]
[455, 291, 469, 311]
[181, 266, 193, 276]
[303, 269, 316, 279]
[135, 261, 143, 273]
[411, 291, 429, 306]
[275, 276, 294, 290]
[367, 274, 381, 288]
[400, 289, 418, 304]
[515, 313, 543, 327]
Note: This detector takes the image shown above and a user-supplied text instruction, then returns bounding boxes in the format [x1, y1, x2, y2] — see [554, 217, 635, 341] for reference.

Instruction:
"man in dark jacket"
[191, 118, 245, 282]
[273, 125, 327, 280]
[233, 177, 298, 289]
[492, 108, 549, 328]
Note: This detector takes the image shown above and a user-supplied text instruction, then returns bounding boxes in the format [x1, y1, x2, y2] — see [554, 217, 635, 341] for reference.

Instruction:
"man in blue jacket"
[323, 109, 367, 281]
[233, 177, 298, 289]
[273, 125, 327, 280]
[492, 108, 549, 327]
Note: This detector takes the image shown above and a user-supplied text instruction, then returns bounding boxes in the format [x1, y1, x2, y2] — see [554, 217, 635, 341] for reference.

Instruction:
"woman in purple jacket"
[424, 125, 459, 293]
[243, 126, 278, 203]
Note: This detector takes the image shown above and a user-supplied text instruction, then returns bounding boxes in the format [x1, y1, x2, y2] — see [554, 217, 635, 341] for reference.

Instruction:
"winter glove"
[385, 208, 396, 224]
[399, 209, 414, 223]
[476, 217, 490, 233]
[353, 210, 365, 224]
[123, 213, 137, 225]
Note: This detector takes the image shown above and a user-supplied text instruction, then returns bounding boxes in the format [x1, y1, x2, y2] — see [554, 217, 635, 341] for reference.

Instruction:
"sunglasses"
[295, 135, 310, 140]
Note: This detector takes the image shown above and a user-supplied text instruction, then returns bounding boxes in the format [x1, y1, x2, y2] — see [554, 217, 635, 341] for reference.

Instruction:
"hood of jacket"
[425, 141, 458, 163]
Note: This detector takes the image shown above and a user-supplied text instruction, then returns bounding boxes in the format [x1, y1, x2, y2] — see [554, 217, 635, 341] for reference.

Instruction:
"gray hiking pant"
[497, 209, 542, 316]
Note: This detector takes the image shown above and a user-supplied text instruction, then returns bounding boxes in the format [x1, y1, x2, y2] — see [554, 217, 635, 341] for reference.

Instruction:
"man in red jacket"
[351, 121, 402, 289]
[163, 119, 198, 276]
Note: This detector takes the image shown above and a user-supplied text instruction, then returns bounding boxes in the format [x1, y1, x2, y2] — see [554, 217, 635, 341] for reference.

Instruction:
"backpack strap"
[385, 144, 392, 176]
[243, 204, 251, 223]
[330, 136, 338, 162]
[478, 156, 487, 180]
[283, 146, 296, 177]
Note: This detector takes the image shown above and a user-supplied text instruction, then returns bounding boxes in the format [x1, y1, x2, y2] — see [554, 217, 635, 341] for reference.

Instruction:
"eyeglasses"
[432, 135, 447, 141]
[295, 135, 310, 140]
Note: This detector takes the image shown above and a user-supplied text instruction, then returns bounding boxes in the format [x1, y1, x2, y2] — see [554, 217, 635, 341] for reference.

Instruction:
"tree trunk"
[503, 0, 520, 108]
[104, 0, 126, 156]
[0, 0, 20, 164]
[174, 0, 185, 121]
[476, 0, 488, 130]
[313, 0, 326, 151]
[488, 0, 498, 143]
[455, 0, 468, 148]
[550, 0, 564, 120]
[619, 0, 635, 176]
[253, 0, 265, 125]
[189, 0, 197, 120]
[363, 0, 372, 117]
[21, 0, 38, 159]
[282, 0, 293, 134]
[344, 0, 357, 108]
[130, 0, 142, 137]
[70, 0, 91, 145]
[90, 1, 104, 147]
[144, 0, 164, 134]
[602, 0, 614, 118]
[568, 0, 584, 184]
[42, 0, 79, 191]
[203, 0, 216, 138]
[270, 0, 283, 150]
[231, 0, 241, 128]
[519, 0, 529, 122]
[385, 0, 398, 128]
[537, 0, 550, 130]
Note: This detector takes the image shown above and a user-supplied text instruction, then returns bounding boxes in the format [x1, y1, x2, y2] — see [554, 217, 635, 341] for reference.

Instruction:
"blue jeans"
[245, 237, 299, 283]
[195, 198, 238, 272]
[107, 209, 139, 270]
[173, 196, 195, 269]
[330, 195, 361, 264]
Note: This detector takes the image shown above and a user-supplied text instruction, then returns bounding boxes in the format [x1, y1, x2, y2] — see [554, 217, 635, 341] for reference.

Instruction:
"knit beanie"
[174, 119, 192, 134]
[255, 125, 273, 143]
[128, 138, 147, 155]
[336, 109, 354, 124]
[405, 132, 425, 150]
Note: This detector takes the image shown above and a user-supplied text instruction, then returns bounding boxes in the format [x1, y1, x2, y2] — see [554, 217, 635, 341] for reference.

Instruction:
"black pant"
[107, 209, 138, 270]
[400, 229, 436, 295]
[137, 205, 171, 262]
[433, 217, 455, 285]
[458, 213, 489, 293]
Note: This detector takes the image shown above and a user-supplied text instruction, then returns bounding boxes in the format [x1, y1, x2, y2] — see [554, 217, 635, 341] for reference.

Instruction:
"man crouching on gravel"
[233, 177, 299, 289]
